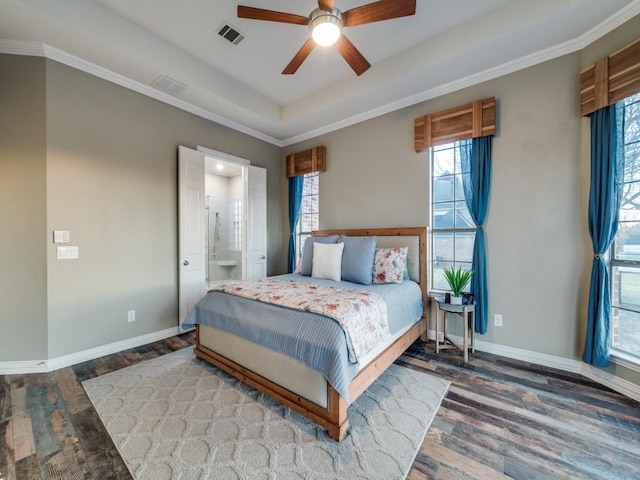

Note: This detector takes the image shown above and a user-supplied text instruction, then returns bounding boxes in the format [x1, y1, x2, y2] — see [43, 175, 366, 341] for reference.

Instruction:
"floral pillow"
[373, 247, 408, 284]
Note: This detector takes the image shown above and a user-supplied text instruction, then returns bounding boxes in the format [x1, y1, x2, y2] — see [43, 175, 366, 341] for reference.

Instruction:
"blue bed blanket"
[183, 273, 423, 401]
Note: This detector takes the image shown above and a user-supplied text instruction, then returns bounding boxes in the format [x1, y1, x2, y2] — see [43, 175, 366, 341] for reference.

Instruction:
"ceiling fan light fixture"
[308, 8, 342, 47]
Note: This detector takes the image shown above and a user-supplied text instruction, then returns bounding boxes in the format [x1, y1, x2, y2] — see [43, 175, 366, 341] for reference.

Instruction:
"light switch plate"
[57, 246, 79, 259]
[53, 230, 70, 244]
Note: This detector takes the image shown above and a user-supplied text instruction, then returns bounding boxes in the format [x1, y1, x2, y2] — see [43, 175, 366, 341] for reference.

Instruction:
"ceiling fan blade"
[237, 6, 308, 25]
[318, 0, 334, 11]
[335, 34, 371, 76]
[282, 38, 316, 75]
[342, 0, 416, 27]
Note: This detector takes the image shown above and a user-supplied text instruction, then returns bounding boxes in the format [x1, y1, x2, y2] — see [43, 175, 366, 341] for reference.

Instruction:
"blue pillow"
[339, 235, 377, 285]
[300, 235, 339, 276]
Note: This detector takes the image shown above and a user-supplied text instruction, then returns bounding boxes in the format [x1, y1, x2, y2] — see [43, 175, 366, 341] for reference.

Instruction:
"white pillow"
[312, 242, 344, 282]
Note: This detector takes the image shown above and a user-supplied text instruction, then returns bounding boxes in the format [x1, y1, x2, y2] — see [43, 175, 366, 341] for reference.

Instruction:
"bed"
[184, 227, 428, 441]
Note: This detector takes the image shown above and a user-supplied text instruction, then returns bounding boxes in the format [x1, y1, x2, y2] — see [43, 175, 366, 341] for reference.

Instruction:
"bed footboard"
[194, 315, 425, 441]
[195, 326, 349, 441]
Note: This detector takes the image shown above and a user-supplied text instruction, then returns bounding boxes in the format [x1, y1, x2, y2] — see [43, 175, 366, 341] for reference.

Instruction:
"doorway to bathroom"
[178, 145, 267, 332]
[204, 155, 245, 288]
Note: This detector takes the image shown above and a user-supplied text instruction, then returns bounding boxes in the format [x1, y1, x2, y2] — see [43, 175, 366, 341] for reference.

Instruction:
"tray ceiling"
[1, 0, 639, 145]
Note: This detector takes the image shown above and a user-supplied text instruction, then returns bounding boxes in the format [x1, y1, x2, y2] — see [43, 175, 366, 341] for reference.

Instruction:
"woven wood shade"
[580, 37, 640, 116]
[414, 97, 496, 153]
[286, 146, 326, 178]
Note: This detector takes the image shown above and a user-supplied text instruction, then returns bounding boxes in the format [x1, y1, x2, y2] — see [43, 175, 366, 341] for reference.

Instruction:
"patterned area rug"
[83, 347, 449, 480]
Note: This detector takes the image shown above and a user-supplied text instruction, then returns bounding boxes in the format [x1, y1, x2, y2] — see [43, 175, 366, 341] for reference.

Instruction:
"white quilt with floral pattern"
[209, 278, 390, 362]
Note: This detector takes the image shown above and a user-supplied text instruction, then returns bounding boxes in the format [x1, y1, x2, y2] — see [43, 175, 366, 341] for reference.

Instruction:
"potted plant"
[443, 266, 473, 305]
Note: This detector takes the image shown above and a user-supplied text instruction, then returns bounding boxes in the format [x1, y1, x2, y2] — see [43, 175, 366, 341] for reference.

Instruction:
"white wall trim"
[473, 338, 582, 373]
[0, 359, 49, 375]
[0, 39, 45, 56]
[280, 0, 640, 146]
[3, 326, 639, 402]
[2, 1, 639, 147]
[0, 39, 282, 147]
[427, 329, 640, 403]
[580, 364, 640, 403]
[611, 351, 640, 373]
[0, 327, 180, 375]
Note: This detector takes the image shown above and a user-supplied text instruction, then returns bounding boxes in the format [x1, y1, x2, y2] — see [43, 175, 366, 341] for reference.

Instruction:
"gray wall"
[283, 16, 640, 386]
[282, 55, 585, 358]
[0, 55, 48, 360]
[1, 14, 639, 389]
[0, 54, 284, 361]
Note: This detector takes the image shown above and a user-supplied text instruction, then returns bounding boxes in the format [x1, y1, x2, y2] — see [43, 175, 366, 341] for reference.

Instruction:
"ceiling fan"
[237, 0, 416, 76]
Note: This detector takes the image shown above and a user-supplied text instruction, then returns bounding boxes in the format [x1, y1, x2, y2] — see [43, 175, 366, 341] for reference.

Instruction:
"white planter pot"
[450, 295, 463, 305]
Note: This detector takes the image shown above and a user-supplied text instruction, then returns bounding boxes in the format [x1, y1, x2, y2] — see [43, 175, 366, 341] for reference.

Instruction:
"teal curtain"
[461, 136, 492, 334]
[583, 103, 624, 367]
[287, 175, 304, 273]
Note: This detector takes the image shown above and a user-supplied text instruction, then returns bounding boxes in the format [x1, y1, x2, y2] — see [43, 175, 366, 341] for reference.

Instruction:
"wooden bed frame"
[194, 227, 428, 441]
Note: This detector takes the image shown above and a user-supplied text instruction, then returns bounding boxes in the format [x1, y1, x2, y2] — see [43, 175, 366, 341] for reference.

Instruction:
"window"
[430, 142, 475, 291]
[296, 172, 319, 266]
[231, 199, 242, 251]
[612, 92, 640, 358]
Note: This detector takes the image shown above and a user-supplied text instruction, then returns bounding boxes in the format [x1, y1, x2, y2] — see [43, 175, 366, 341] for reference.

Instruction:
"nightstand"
[434, 296, 475, 362]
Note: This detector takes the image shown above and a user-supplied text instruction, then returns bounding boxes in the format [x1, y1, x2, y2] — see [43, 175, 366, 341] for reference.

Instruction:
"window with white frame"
[231, 199, 242, 251]
[611, 92, 640, 358]
[296, 172, 319, 267]
[430, 142, 475, 291]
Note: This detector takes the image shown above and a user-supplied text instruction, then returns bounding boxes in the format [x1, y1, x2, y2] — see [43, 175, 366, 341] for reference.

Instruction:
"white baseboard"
[3, 327, 639, 403]
[472, 337, 582, 373]
[0, 327, 180, 375]
[0, 359, 49, 375]
[581, 364, 640, 403]
[427, 329, 640, 403]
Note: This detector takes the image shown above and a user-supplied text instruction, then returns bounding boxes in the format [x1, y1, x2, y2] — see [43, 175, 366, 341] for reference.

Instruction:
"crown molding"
[579, 0, 640, 42]
[0, 39, 45, 56]
[2, 1, 639, 147]
[280, 1, 640, 146]
[0, 39, 283, 147]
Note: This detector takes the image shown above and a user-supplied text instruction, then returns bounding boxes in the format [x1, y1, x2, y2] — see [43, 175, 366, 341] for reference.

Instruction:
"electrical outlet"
[494, 314, 503, 327]
[128, 310, 136, 322]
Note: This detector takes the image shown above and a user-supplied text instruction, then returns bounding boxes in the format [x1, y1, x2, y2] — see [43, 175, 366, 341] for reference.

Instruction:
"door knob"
[261, 255, 266, 260]
[183, 260, 189, 266]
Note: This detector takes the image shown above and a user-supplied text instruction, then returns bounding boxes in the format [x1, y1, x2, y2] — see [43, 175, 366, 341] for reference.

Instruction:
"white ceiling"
[1, 0, 639, 145]
[205, 156, 243, 178]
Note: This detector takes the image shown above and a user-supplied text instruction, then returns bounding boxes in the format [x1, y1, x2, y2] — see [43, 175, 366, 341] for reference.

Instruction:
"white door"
[178, 146, 206, 332]
[247, 165, 267, 279]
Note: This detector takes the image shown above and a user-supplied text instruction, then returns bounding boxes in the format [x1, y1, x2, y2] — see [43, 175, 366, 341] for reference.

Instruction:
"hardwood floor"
[0, 334, 195, 480]
[1, 332, 639, 479]
[403, 342, 640, 480]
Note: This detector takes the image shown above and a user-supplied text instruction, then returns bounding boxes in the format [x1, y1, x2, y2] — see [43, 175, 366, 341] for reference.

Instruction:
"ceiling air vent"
[150, 75, 187, 96]
[218, 23, 245, 45]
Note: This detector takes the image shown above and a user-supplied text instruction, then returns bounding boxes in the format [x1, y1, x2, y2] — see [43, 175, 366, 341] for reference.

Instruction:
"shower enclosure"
[205, 196, 243, 287]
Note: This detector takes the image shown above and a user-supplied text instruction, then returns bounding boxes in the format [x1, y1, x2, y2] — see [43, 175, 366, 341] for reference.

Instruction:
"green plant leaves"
[442, 266, 473, 297]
